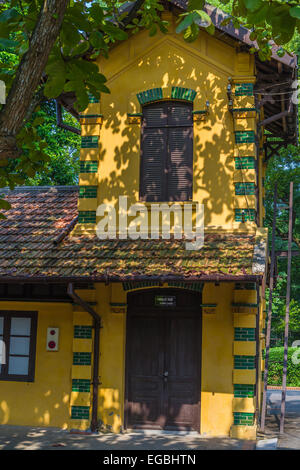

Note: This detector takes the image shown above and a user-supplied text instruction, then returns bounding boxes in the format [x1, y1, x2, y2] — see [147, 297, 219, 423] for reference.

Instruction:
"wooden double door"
[125, 289, 202, 432]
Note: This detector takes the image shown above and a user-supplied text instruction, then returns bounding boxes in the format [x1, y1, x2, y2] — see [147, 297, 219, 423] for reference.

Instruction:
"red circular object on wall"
[48, 341, 56, 349]
[50, 329, 56, 335]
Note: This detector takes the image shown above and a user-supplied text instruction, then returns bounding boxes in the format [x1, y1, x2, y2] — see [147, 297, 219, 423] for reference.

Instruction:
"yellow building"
[0, 2, 297, 440]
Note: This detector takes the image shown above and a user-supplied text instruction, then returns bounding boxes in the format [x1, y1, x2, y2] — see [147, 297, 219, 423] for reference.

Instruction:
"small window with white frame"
[0, 311, 37, 382]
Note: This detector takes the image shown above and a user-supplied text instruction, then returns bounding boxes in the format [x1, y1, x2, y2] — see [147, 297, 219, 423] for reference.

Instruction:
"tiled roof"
[0, 186, 265, 282]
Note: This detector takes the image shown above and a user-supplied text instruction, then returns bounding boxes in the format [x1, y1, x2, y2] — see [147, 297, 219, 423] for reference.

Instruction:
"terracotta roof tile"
[0, 186, 264, 282]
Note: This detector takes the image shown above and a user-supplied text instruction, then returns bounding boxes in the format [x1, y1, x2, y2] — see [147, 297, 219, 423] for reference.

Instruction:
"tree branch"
[0, 0, 69, 160]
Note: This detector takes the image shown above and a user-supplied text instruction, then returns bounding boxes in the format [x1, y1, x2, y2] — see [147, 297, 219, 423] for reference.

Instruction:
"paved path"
[0, 425, 255, 450]
[259, 389, 300, 449]
[267, 389, 300, 415]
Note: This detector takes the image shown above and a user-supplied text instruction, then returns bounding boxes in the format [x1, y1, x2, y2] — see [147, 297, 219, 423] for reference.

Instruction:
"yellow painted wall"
[0, 282, 260, 438]
[201, 282, 235, 436]
[98, 282, 236, 436]
[96, 283, 126, 432]
[78, 11, 259, 234]
[0, 301, 73, 428]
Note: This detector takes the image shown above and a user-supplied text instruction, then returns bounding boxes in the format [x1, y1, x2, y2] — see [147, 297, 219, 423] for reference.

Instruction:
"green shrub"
[267, 347, 300, 387]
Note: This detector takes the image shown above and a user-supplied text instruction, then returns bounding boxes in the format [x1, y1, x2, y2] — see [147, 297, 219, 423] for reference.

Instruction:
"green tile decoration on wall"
[73, 352, 92, 365]
[72, 379, 91, 393]
[235, 131, 255, 144]
[74, 325, 93, 339]
[78, 211, 96, 224]
[234, 384, 255, 398]
[122, 281, 160, 291]
[79, 114, 103, 118]
[235, 182, 255, 195]
[136, 88, 163, 105]
[234, 83, 254, 96]
[234, 355, 256, 370]
[234, 412, 254, 426]
[234, 327, 256, 341]
[235, 157, 255, 170]
[171, 87, 197, 101]
[88, 92, 100, 103]
[79, 186, 98, 199]
[81, 136, 99, 149]
[79, 161, 98, 173]
[167, 281, 204, 292]
[235, 209, 256, 222]
[71, 406, 90, 420]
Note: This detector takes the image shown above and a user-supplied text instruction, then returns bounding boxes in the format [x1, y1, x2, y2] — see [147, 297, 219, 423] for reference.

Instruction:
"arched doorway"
[125, 288, 202, 432]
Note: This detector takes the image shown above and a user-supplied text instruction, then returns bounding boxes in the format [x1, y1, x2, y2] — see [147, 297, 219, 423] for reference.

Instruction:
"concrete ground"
[0, 426, 255, 450]
[1, 389, 299, 450]
[257, 389, 300, 450]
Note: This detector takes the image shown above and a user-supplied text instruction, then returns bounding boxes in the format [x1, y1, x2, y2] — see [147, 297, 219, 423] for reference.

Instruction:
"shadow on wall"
[97, 37, 240, 227]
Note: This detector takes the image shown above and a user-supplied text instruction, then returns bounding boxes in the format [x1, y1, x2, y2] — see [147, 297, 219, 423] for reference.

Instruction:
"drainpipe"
[67, 283, 101, 433]
[255, 281, 260, 427]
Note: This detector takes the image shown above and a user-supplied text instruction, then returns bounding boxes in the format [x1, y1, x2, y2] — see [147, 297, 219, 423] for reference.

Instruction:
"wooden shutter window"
[140, 101, 193, 202]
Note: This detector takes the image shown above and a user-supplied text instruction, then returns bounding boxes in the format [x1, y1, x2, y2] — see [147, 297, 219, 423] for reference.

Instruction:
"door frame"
[124, 288, 202, 433]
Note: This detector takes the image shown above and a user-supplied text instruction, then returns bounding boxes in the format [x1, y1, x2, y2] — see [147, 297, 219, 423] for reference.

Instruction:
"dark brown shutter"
[167, 102, 193, 201]
[140, 104, 167, 202]
[140, 101, 193, 202]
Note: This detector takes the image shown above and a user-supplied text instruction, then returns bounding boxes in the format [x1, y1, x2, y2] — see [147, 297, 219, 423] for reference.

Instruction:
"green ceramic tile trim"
[88, 93, 99, 103]
[72, 379, 91, 393]
[79, 114, 103, 118]
[234, 384, 255, 398]
[71, 405, 90, 420]
[235, 209, 256, 222]
[234, 355, 256, 370]
[235, 157, 255, 170]
[167, 281, 204, 292]
[122, 281, 161, 291]
[81, 136, 99, 149]
[234, 327, 256, 341]
[235, 131, 255, 144]
[79, 161, 98, 173]
[74, 325, 93, 339]
[73, 352, 92, 365]
[78, 211, 96, 224]
[235, 182, 255, 195]
[79, 186, 98, 199]
[232, 108, 257, 112]
[136, 88, 163, 105]
[171, 86, 196, 101]
[233, 412, 254, 426]
[234, 83, 254, 96]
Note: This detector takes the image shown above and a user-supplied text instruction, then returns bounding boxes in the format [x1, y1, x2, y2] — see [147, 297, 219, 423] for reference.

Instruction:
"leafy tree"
[0, 0, 299, 167]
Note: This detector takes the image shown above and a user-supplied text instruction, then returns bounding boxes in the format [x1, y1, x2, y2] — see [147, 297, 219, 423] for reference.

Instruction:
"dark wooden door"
[125, 289, 201, 432]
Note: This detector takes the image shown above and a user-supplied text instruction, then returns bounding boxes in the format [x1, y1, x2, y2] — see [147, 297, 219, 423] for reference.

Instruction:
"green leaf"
[89, 31, 105, 49]
[290, 6, 300, 19]
[60, 22, 82, 47]
[0, 8, 20, 23]
[0, 199, 11, 210]
[44, 72, 66, 99]
[244, 0, 263, 12]
[176, 13, 195, 34]
[89, 3, 104, 23]
[188, 0, 205, 11]
[0, 38, 18, 49]
[149, 24, 157, 37]
[71, 41, 90, 57]
[102, 23, 128, 41]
